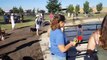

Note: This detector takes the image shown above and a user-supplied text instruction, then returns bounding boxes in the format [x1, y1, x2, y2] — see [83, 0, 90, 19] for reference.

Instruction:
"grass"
[0, 16, 3, 22]
[0, 15, 50, 30]
[44, 14, 50, 21]
[1, 21, 35, 30]
[0, 15, 35, 30]
[0, 13, 106, 30]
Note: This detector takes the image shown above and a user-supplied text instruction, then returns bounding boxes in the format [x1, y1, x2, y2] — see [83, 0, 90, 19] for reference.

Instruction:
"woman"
[87, 15, 107, 60]
[50, 14, 76, 60]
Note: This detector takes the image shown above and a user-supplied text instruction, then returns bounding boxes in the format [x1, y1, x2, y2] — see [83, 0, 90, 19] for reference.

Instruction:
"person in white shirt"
[35, 15, 40, 36]
[10, 13, 15, 30]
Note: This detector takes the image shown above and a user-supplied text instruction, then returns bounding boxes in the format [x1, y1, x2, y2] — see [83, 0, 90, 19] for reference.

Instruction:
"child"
[76, 24, 83, 43]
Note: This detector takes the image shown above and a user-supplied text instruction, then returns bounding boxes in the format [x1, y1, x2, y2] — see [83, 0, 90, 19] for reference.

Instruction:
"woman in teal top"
[87, 15, 107, 60]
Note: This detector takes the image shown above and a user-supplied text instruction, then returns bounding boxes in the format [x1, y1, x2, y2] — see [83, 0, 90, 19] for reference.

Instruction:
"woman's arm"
[58, 41, 75, 53]
[87, 33, 96, 51]
[55, 30, 76, 53]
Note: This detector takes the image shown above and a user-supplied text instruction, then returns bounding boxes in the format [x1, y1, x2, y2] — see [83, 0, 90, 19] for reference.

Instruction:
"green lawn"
[0, 13, 105, 30]
[0, 16, 4, 22]
[0, 15, 50, 30]
[0, 16, 35, 30]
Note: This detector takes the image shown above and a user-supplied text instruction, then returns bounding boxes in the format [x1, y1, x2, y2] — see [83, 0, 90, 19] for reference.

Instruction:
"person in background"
[49, 12, 54, 22]
[76, 24, 83, 43]
[50, 14, 76, 60]
[35, 15, 40, 36]
[39, 13, 43, 26]
[10, 13, 15, 30]
[4, 13, 9, 24]
[87, 15, 107, 60]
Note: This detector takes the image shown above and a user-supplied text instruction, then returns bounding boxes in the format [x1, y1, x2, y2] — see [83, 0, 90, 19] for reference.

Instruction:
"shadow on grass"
[0, 38, 27, 49]
[0, 40, 44, 60]
[22, 19, 33, 23]
[2, 40, 40, 55]
[0, 22, 5, 24]
[23, 56, 34, 60]
[0, 55, 13, 60]
[0, 19, 33, 25]
[15, 26, 30, 30]
[39, 31, 47, 36]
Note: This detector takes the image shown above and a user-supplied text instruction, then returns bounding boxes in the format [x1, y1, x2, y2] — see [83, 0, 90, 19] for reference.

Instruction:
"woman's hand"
[58, 41, 77, 53]
[70, 41, 76, 46]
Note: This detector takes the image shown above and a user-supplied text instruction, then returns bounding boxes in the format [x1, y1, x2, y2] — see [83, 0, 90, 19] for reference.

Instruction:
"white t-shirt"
[35, 18, 40, 29]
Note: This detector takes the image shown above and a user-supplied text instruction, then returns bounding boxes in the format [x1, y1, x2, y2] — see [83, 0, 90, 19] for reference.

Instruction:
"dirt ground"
[0, 26, 48, 60]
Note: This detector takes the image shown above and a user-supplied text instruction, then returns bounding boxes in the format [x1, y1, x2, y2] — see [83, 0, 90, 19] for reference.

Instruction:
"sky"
[0, 0, 107, 12]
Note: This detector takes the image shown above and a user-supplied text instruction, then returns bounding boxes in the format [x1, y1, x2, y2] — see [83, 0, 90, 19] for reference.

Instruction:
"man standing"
[10, 13, 15, 30]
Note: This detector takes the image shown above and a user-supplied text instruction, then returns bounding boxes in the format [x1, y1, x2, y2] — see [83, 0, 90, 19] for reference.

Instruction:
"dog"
[30, 28, 37, 32]
[0, 30, 5, 41]
[30, 28, 37, 35]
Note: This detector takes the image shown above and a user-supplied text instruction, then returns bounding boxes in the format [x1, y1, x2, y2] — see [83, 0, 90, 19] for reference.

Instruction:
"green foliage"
[67, 4, 74, 13]
[19, 6, 24, 14]
[96, 3, 103, 13]
[89, 7, 93, 13]
[83, 1, 90, 14]
[33, 8, 35, 13]
[9, 6, 24, 14]
[46, 0, 61, 13]
[0, 8, 4, 15]
[12, 7, 19, 13]
[32, 8, 35, 15]
[75, 5, 80, 14]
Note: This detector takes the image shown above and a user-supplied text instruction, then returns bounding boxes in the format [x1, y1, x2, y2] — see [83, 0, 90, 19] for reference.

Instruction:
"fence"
[64, 23, 101, 60]
[64, 23, 101, 42]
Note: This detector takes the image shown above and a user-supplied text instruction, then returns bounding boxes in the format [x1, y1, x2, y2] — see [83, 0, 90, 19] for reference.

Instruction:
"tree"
[75, 5, 80, 18]
[75, 5, 80, 14]
[89, 7, 93, 13]
[39, 10, 45, 14]
[0, 8, 4, 15]
[26, 9, 32, 15]
[96, 3, 103, 13]
[46, 0, 61, 13]
[19, 6, 24, 14]
[32, 8, 35, 15]
[67, 4, 74, 14]
[12, 7, 19, 13]
[67, 4, 74, 18]
[83, 1, 90, 14]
